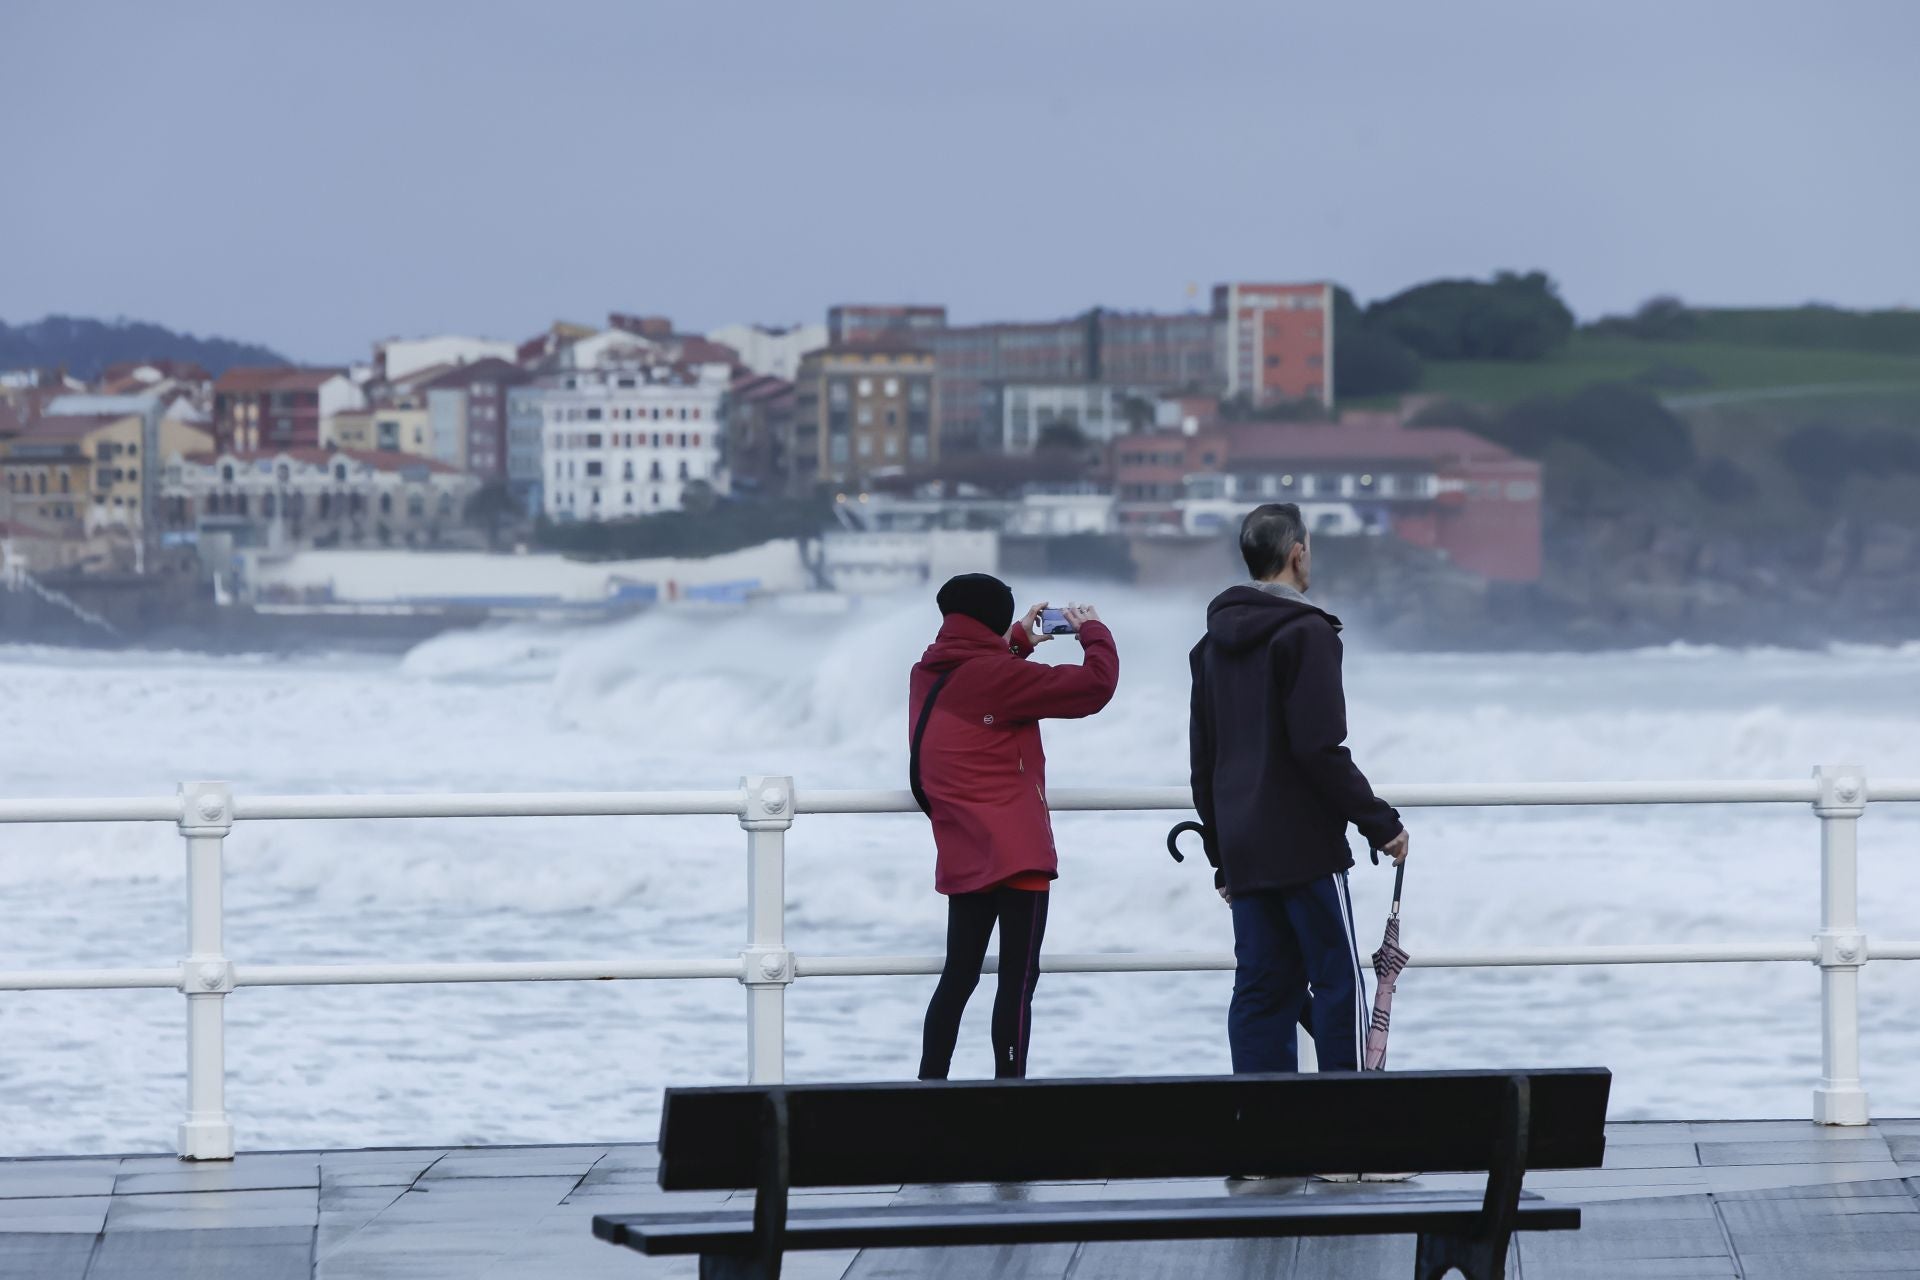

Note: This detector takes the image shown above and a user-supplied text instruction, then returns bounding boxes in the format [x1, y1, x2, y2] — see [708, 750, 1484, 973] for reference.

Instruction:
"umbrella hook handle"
[1165, 820, 1206, 864]
[1389, 858, 1406, 918]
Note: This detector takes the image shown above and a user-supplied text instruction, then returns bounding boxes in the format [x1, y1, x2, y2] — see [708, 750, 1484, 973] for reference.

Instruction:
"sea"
[3, 585, 1919, 1155]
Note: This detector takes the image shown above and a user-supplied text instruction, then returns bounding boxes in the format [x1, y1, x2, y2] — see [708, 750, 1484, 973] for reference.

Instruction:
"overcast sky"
[3, 0, 1915, 363]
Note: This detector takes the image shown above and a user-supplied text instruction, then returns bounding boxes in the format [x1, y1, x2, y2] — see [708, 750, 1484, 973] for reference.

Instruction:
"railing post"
[176, 781, 236, 1159]
[740, 776, 795, 1084]
[1812, 765, 1869, 1126]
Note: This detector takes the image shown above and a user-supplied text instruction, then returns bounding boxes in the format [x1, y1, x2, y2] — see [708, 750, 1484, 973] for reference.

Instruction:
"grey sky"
[3, 0, 1915, 363]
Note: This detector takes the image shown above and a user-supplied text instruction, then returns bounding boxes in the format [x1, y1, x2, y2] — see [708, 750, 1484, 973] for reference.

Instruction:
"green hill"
[1413, 333, 1920, 406]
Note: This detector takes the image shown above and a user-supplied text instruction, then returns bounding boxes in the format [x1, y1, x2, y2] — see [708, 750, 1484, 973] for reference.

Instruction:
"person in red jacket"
[909, 573, 1119, 1080]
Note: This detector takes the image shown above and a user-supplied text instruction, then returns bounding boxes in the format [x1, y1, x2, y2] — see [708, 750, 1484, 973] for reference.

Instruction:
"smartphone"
[1038, 608, 1075, 636]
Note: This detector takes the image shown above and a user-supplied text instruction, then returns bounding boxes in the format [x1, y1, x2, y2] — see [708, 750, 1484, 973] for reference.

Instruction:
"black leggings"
[919, 887, 1050, 1080]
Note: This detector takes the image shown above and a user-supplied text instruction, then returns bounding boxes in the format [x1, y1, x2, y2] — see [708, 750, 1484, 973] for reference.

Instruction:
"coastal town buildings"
[791, 346, 937, 487]
[538, 362, 731, 521]
[162, 448, 478, 550]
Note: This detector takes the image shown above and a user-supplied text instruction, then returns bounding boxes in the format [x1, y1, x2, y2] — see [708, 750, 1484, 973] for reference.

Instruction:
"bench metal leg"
[702, 1254, 777, 1280]
[1414, 1074, 1529, 1280]
[1415, 1230, 1508, 1280]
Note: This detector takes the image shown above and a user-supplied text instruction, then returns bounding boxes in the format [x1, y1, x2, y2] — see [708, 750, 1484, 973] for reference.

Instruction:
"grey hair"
[1239, 503, 1307, 580]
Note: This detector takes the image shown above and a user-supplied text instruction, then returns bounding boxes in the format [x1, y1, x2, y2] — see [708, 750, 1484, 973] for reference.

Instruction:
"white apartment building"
[540, 364, 731, 521]
[706, 322, 827, 381]
[983, 382, 1160, 453]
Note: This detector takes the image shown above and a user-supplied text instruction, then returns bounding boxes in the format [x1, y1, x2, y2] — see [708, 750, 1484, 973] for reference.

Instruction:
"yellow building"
[0, 409, 212, 541]
[324, 407, 377, 450]
[0, 416, 104, 534]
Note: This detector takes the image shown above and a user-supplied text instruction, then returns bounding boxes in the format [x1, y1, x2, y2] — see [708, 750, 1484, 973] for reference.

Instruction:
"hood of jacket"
[1204, 584, 1342, 655]
[920, 613, 1012, 671]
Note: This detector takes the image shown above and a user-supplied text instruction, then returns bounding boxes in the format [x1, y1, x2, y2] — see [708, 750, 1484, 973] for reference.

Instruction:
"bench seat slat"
[594, 1195, 1581, 1255]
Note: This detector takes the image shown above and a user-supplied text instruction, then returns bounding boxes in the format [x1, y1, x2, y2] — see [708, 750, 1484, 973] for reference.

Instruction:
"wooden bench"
[593, 1068, 1610, 1280]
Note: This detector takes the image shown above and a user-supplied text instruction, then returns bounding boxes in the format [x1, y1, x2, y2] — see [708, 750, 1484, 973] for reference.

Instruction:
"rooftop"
[5, 1119, 1918, 1278]
[11, 413, 131, 444]
[416, 358, 529, 391]
[182, 448, 464, 475]
[213, 367, 342, 395]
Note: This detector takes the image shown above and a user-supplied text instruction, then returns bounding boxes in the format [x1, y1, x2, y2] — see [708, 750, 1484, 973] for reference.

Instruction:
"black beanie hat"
[936, 573, 1015, 637]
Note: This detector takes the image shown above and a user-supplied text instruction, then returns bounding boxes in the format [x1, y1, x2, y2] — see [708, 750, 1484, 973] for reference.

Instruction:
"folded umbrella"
[1363, 859, 1409, 1072]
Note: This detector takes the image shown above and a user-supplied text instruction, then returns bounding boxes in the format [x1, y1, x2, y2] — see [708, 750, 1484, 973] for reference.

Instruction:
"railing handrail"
[0, 767, 1910, 1158]
[4, 776, 1919, 825]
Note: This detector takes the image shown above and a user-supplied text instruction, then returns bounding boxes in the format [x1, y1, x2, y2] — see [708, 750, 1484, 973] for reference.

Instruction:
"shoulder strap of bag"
[909, 667, 959, 817]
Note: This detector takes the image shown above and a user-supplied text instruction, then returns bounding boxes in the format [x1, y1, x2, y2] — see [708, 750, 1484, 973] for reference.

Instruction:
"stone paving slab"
[3, 1120, 1919, 1277]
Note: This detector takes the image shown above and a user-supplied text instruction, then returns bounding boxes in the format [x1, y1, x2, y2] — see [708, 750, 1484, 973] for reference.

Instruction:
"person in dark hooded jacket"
[910, 573, 1118, 1079]
[1189, 503, 1409, 1074]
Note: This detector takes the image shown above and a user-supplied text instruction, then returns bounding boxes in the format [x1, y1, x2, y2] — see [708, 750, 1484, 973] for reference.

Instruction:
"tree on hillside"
[1495, 383, 1695, 476]
[1367, 270, 1575, 361]
[1330, 286, 1422, 399]
[0, 315, 290, 380]
[1587, 295, 1699, 341]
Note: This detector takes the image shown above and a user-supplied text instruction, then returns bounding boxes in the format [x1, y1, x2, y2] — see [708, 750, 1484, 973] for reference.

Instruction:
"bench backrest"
[658, 1068, 1610, 1191]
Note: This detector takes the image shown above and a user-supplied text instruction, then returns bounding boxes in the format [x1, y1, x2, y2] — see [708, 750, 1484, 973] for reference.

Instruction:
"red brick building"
[1213, 282, 1333, 408]
[212, 368, 345, 453]
[1111, 417, 1542, 582]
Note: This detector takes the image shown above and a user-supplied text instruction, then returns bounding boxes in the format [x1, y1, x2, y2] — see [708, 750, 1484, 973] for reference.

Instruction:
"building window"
[857, 438, 873, 458]
[623, 460, 634, 481]
[857, 379, 872, 397]
[678, 460, 689, 479]
[650, 461, 662, 480]
[380, 494, 393, 515]
[585, 461, 603, 477]
[408, 494, 425, 518]
[587, 408, 603, 421]
[857, 407, 872, 426]
[586, 433, 602, 448]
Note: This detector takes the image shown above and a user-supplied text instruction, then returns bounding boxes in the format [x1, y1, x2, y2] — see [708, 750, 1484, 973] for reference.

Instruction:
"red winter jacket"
[909, 614, 1120, 895]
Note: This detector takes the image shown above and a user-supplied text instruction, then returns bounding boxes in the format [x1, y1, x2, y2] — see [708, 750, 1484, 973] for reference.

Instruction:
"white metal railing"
[1, 766, 1917, 1160]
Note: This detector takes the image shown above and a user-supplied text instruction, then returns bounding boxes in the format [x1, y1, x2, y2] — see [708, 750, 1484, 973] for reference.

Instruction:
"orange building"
[1213, 282, 1333, 408]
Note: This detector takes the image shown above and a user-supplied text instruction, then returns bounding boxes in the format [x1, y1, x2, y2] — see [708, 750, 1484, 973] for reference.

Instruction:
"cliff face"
[1314, 513, 1920, 651]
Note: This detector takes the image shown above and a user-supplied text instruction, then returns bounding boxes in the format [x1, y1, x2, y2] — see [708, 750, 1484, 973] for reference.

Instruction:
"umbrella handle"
[1390, 858, 1405, 917]
[1165, 821, 1207, 864]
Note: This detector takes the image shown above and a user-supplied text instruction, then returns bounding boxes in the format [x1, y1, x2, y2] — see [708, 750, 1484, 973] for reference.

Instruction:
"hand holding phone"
[1038, 607, 1076, 636]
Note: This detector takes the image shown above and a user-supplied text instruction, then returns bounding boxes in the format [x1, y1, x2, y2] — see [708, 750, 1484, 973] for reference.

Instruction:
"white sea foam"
[2, 587, 1918, 1155]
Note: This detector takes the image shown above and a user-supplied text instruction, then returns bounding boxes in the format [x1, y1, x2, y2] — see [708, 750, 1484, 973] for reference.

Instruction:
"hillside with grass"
[1415, 332, 1920, 406]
